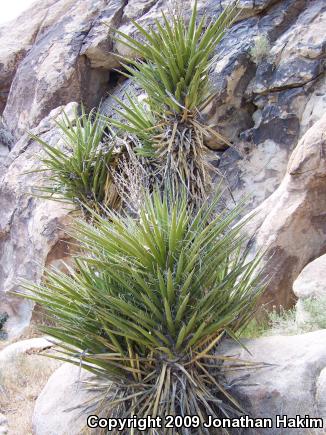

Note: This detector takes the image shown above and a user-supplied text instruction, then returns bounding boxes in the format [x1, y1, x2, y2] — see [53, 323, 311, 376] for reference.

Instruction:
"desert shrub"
[238, 317, 269, 339]
[302, 297, 326, 330]
[267, 306, 298, 334]
[32, 108, 120, 213]
[241, 297, 326, 339]
[240, 307, 302, 338]
[268, 298, 326, 335]
[19, 189, 264, 431]
[249, 34, 271, 64]
[110, 1, 239, 204]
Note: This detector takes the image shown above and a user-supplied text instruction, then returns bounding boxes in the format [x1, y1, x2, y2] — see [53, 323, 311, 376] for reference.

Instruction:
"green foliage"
[32, 108, 119, 211]
[19, 1, 267, 430]
[114, 1, 238, 115]
[238, 317, 270, 339]
[19, 189, 263, 427]
[303, 297, 326, 330]
[240, 297, 326, 339]
[109, 1, 239, 203]
[109, 95, 157, 156]
[268, 299, 326, 336]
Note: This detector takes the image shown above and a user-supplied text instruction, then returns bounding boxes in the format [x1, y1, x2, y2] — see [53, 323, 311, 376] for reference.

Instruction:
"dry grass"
[0, 306, 61, 433]
[112, 142, 153, 217]
[0, 348, 60, 434]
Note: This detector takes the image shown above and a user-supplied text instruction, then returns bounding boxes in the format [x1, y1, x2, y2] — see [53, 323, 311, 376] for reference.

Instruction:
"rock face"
[0, 117, 12, 166]
[0, 103, 76, 337]
[33, 331, 326, 435]
[216, 0, 326, 209]
[245, 113, 326, 309]
[0, 0, 325, 332]
[0, 0, 127, 140]
[222, 330, 326, 434]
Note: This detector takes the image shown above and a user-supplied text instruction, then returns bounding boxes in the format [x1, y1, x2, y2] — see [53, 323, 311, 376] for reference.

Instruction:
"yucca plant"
[110, 1, 239, 203]
[109, 94, 157, 157]
[19, 188, 264, 433]
[32, 108, 120, 213]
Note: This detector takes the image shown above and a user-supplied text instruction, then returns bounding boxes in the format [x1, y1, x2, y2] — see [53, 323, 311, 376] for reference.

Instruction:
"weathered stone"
[0, 0, 60, 114]
[207, 0, 321, 209]
[1, 0, 122, 139]
[293, 254, 326, 300]
[244, 113, 326, 308]
[0, 103, 76, 338]
[0, 145, 8, 168]
[0, 413, 8, 435]
[220, 330, 326, 434]
[316, 368, 326, 418]
[219, 0, 280, 20]
[252, 0, 325, 94]
[301, 75, 326, 135]
[33, 363, 98, 435]
[0, 118, 13, 169]
[80, 0, 126, 69]
[0, 337, 53, 363]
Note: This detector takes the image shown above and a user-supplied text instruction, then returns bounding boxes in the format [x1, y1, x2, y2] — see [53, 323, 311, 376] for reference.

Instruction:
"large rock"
[0, 337, 53, 362]
[0, 103, 76, 338]
[0, 144, 8, 167]
[33, 363, 98, 435]
[293, 254, 326, 300]
[222, 330, 326, 434]
[0, 117, 12, 167]
[245, 113, 326, 309]
[0, 0, 60, 114]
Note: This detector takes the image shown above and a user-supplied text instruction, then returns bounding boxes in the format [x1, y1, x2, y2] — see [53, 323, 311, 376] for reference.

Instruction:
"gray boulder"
[222, 330, 326, 434]
[33, 363, 98, 435]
